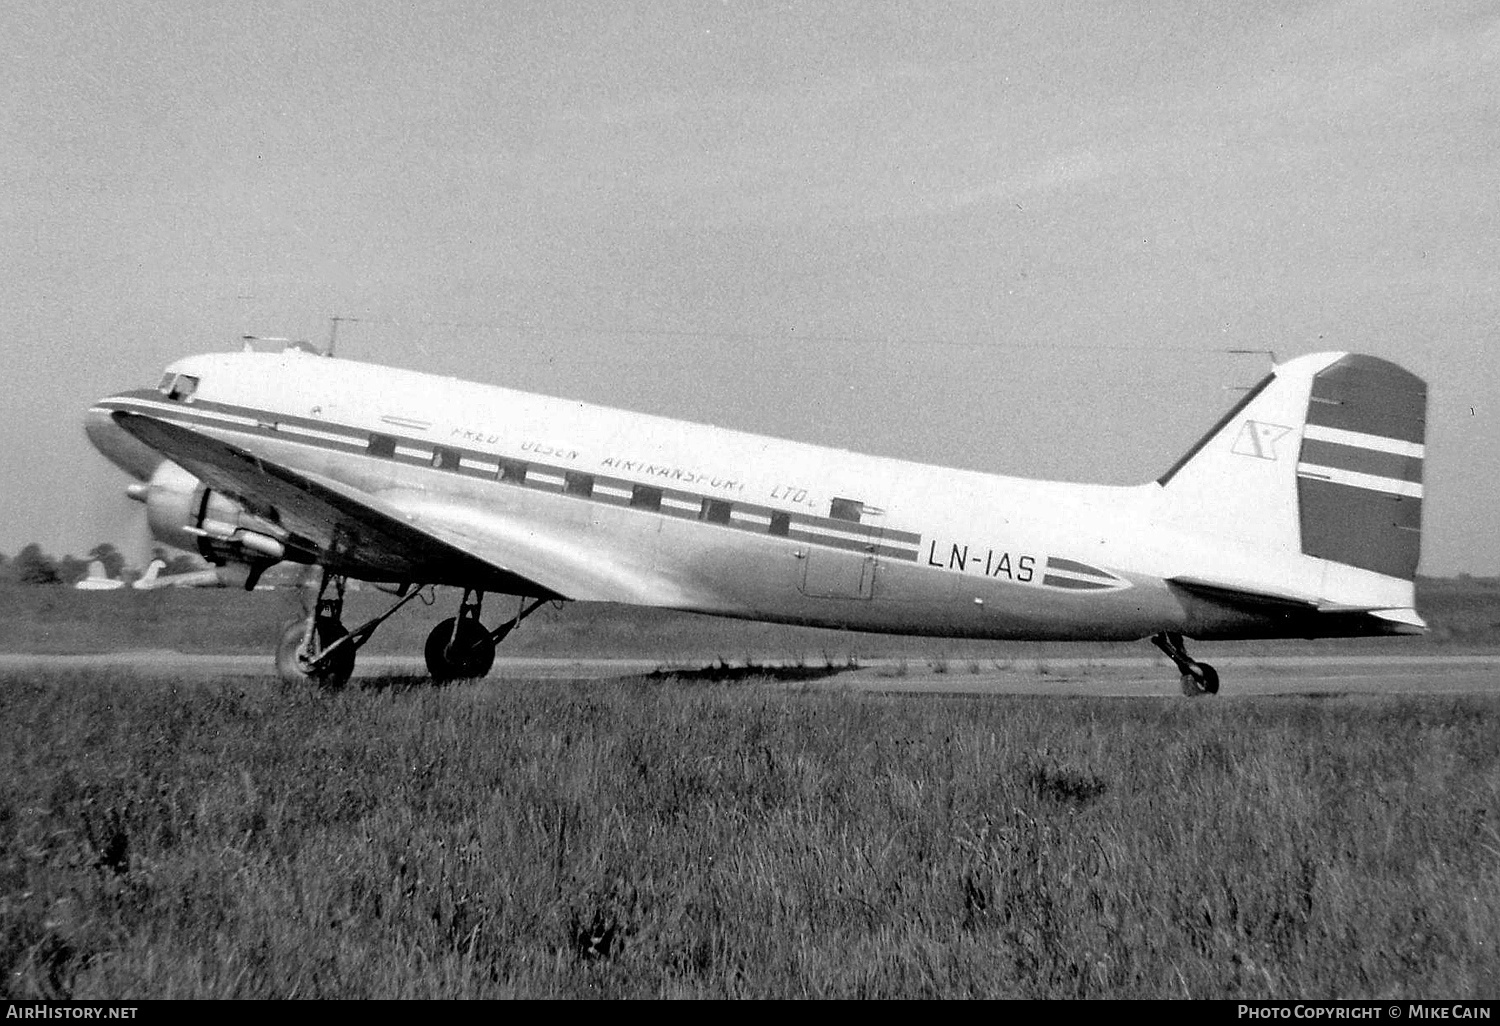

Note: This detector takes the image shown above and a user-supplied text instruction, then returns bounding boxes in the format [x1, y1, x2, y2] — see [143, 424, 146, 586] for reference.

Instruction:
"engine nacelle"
[131, 461, 289, 567]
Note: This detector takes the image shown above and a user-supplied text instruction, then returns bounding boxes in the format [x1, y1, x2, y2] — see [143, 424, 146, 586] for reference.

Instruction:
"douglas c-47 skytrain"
[86, 344, 1427, 695]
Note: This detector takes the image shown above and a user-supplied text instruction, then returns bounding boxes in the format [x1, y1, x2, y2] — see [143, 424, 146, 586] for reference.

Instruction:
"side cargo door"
[798, 499, 882, 600]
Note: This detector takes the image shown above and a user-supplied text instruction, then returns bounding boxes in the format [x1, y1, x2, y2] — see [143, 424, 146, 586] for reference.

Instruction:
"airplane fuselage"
[88, 348, 1418, 644]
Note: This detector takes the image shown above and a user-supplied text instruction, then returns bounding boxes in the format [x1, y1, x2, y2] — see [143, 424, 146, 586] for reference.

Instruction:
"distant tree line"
[0, 542, 203, 585]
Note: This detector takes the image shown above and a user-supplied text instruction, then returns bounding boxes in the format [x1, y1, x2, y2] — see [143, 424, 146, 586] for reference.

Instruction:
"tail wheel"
[424, 617, 497, 682]
[275, 617, 356, 690]
[1179, 660, 1220, 697]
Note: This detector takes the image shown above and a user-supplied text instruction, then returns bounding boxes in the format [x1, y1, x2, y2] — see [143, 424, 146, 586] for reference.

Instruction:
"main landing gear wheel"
[274, 567, 369, 691]
[1150, 631, 1220, 697]
[424, 617, 497, 682]
[276, 617, 356, 690]
[1179, 660, 1220, 697]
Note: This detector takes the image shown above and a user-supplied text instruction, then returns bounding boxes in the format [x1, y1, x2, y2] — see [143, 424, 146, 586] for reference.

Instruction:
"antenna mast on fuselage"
[327, 315, 358, 357]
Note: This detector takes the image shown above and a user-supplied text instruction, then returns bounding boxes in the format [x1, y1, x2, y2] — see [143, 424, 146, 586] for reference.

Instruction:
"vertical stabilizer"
[1156, 352, 1426, 599]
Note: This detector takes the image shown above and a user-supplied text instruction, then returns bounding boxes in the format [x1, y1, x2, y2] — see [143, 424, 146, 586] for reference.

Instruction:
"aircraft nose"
[85, 403, 163, 482]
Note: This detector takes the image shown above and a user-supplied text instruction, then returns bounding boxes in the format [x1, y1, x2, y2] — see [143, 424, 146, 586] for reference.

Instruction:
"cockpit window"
[158, 373, 199, 401]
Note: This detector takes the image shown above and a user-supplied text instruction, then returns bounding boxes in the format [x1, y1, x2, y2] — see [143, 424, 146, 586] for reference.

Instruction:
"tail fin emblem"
[1231, 420, 1292, 460]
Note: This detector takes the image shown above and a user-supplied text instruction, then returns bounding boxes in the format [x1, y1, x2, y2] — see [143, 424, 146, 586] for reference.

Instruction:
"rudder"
[1295, 354, 1425, 580]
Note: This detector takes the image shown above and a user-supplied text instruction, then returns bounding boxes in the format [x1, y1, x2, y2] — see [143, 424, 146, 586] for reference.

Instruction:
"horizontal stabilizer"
[1365, 607, 1428, 634]
[1169, 576, 1428, 635]
[1167, 576, 1322, 610]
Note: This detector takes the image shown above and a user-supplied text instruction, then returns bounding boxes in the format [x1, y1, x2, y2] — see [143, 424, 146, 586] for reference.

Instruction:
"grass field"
[2, 669, 1497, 998]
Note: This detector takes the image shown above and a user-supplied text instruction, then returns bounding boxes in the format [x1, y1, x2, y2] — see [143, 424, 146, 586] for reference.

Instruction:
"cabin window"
[368, 434, 397, 458]
[829, 497, 864, 523]
[631, 485, 663, 511]
[431, 447, 459, 470]
[769, 511, 791, 537]
[565, 472, 594, 498]
[701, 498, 733, 524]
[498, 459, 527, 484]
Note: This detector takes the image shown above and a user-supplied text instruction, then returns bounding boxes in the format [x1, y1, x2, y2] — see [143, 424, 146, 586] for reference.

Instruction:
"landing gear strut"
[274, 572, 554, 689]
[1150, 631, 1220, 697]
[425, 589, 496, 682]
[274, 569, 429, 689]
[277, 571, 355, 689]
[424, 590, 550, 682]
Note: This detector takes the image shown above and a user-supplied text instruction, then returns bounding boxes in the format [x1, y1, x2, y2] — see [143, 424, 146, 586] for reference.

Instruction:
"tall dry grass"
[2, 670, 1496, 998]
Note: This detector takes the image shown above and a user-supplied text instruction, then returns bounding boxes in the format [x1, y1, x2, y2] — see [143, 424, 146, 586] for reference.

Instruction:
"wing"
[110, 411, 694, 604]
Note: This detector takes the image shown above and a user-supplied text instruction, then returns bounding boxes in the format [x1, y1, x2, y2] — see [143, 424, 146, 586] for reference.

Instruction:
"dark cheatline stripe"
[109, 392, 376, 451]
[1045, 557, 1117, 581]
[144, 391, 357, 440]
[1041, 575, 1112, 591]
[792, 514, 921, 546]
[1298, 477, 1422, 579]
[786, 529, 916, 561]
[1297, 439, 1423, 484]
[1304, 354, 1426, 445]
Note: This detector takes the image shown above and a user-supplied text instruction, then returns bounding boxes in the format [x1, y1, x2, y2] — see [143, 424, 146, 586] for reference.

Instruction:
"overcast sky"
[4, 0, 1496, 574]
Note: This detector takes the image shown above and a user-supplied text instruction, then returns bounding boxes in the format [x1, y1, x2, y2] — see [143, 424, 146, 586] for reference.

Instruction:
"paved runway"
[823, 654, 1500, 697]
[1, 650, 1496, 697]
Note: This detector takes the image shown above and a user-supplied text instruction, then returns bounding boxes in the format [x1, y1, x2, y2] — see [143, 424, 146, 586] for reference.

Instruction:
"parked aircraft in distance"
[132, 557, 227, 590]
[74, 560, 126, 590]
[85, 345, 1427, 694]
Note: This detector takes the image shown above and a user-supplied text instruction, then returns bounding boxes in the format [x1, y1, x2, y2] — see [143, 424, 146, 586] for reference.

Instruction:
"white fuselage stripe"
[276, 422, 364, 446]
[1042, 567, 1124, 587]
